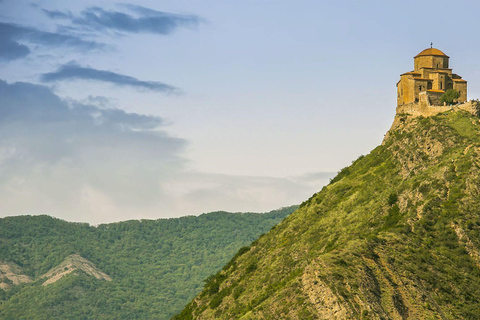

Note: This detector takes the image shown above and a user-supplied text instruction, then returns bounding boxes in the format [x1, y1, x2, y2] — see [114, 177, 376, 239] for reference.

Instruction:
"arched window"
[428, 82, 432, 90]
[440, 82, 443, 90]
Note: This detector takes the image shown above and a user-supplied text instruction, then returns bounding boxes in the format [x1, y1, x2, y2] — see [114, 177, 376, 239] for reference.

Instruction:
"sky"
[1, 0, 479, 224]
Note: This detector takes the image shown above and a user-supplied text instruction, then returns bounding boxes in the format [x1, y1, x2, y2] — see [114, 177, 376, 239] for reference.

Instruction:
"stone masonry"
[397, 47, 467, 106]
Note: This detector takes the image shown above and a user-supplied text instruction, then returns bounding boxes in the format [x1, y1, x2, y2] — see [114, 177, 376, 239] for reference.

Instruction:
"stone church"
[397, 47, 467, 106]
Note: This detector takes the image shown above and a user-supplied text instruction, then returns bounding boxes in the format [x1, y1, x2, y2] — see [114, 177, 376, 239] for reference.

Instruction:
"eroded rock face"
[302, 262, 351, 320]
[0, 254, 111, 290]
[41, 254, 111, 286]
[0, 261, 32, 290]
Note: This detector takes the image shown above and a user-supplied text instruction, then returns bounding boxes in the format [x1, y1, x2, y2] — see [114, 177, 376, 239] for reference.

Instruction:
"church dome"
[415, 48, 449, 58]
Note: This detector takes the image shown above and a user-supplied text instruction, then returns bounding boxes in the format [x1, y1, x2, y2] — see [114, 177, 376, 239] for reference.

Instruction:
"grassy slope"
[0, 206, 296, 320]
[176, 111, 480, 319]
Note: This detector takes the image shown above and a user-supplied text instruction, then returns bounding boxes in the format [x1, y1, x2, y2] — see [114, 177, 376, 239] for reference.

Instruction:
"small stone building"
[397, 48, 467, 106]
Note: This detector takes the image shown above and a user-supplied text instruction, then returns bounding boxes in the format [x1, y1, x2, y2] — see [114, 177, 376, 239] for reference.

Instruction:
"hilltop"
[175, 109, 480, 319]
[0, 206, 296, 319]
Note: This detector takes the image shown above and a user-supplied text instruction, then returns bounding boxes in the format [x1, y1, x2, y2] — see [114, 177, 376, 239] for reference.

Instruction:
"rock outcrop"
[41, 254, 111, 286]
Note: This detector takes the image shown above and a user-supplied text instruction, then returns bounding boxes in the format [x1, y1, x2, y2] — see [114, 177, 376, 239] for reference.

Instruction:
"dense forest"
[0, 206, 296, 319]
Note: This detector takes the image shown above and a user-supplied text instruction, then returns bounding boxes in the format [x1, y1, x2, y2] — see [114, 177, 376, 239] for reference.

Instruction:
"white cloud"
[0, 80, 335, 224]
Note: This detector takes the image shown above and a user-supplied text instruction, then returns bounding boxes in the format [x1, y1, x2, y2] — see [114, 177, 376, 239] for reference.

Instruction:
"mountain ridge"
[0, 206, 297, 319]
[175, 109, 480, 319]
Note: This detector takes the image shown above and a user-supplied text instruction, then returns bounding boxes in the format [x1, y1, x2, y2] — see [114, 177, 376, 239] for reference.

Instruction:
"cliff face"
[175, 110, 480, 319]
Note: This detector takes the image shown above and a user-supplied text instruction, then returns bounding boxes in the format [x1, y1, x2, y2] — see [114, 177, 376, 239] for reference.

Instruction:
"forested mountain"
[176, 110, 480, 319]
[0, 206, 296, 319]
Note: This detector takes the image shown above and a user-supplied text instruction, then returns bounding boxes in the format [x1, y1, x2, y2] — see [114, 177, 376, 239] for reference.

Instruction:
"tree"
[440, 89, 460, 105]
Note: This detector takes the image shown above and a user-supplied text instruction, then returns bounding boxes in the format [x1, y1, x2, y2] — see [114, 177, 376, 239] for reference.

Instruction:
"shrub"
[245, 262, 257, 273]
[329, 167, 350, 184]
[383, 205, 401, 229]
[233, 286, 244, 300]
[440, 89, 460, 105]
[387, 193, 398, 206]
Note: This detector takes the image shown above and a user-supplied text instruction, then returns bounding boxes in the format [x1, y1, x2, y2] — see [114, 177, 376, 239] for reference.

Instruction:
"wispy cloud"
[43, 5, 202, 35]
[42, 9, 74, 20]
[0, 22, 104, 61]
[41, 62, 179, 93]
[0, 4, 202, 62]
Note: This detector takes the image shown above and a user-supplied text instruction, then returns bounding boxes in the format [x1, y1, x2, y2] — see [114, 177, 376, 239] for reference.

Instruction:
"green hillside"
[0, 206, 296, 319]
[175, 110, 480, 319]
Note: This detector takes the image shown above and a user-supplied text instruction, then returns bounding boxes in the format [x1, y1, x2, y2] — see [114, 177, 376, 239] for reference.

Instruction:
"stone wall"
[414, 55, 449, 71]
[396, 99, 480, 118]
[424, 91, 443, 106]
[454, 81, 468, 102]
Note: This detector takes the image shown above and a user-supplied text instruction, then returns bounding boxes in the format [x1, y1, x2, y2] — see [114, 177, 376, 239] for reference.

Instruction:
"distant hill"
[0, 206, 296, 319]
[175, 110, 480, 319]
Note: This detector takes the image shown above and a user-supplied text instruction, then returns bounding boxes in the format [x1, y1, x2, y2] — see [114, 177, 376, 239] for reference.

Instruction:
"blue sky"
[1, 0, 479, 223]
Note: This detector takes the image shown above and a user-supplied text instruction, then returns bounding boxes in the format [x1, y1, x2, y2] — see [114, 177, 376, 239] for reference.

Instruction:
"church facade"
[397, 48, 467, 106]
